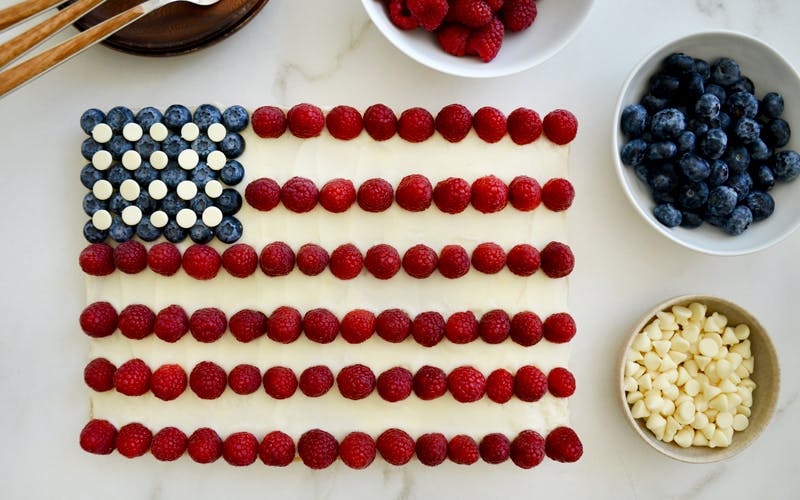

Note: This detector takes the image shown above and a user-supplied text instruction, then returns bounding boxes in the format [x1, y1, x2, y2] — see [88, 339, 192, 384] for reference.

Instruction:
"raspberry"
[438, 244, 470, 278]
[540, 241, 574, 278]
[510, 311, 543, 346]
[543, 312, 576, 343]
[114, 358, 151, 396]
[357, 177, 395, 212]
[117, 304, 155, 340]
[466, 17, 504, 62]
[397, 107, 435, 143]
[263, 366, 298, 399]
[507, 107, 542, 145]
[500, 0, 536, 32]
[388, 0, 419, 30]
[251, 106, 287, 138]
[329, 243, 363, 280]
[377, 366, 413, 402]
[475, 108, 508, 145]
[542, 178, 575, 211]
[229, 309, 267, 343]
[80, 301, 117, 338]
[413, 365, 448, 400]
[435, 104, 473, 143]
[189, 361, 227, 399]
[548, 367, 576, 397]
[515, 365, 547, 402]
[339, 432, 376, 469]
[364, 244, 401, 279]
[153, 304, 189, 343]
[448, 366, 486, 402]
[245, 177, 281, 211]
[222, 243, 258, 278]
[411, 311, 445, 347]
[259, 431, 295, 466]
[325, 105, 363, 140]
[479, 309, 510, 343]
[508, 175, 542, 210]
[151, 427, 187, 461]
[363, 104, 397, 141]
[79, 243, 114, 276]
[188, 427, 223, 464]
[189, 307, 227, 343]
[287, 103, 325, 138]
[396, 174, 433, 212]
[84, 358, 116, 392]
[280, 176, 318, 213]
[402, 244, 438, 278]
[448, 435, 479, 464]
[223, 432, 258, 466]
[376, 308, 411, 343]
[377, 428, 415, 465]
[486, 368, 514, 403]
[259, 241, 295, 276]
[182, 244, 221, 280]
[340, 309, 375, 344]
[303, 308, 339, 344]
[299, 365, 334, 397]
[296, 243, 330, 276]
[506, 243, 540, 276]
[336, 364, 376, 400]
[545, 427, 583, 462]
[267, 306, 302, 343]
[228, 364, 262, 395]
[510, 430, 545, 469]
[408, 0, 448, 30]
[433, 177, 471, 213]
[79, 419, 117, 455]
[485, 0, 504, 11]
[416, 432, 447, 466]
[543, 109, 578, 145]
[147, 242, 182, 276]
[114, 240, 147, 274]
[298, 429, 338, 469]
[479, 433, 510, 463]
[471, 174, 508, 212]
[116, 422, 152, 458]
[319, 178, 356, 213]
[436, 23, 470, 57]
[150, 364, 187, 401]
[452, 0, 493, 28]
[445, 311, 478, 344]
[471, 242, 506, 274]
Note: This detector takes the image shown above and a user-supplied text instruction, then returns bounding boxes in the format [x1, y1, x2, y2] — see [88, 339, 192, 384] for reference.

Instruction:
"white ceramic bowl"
[361, 0, 594, 78]
[613, 31, 800, 255]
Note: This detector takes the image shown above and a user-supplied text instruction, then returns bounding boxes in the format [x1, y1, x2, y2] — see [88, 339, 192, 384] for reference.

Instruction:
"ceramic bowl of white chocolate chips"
[619, 295, 779, 463]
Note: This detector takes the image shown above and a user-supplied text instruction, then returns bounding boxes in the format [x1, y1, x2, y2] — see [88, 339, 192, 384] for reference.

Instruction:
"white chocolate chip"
[676, 367, 689, 386]
[671, 335, 691, 352]
[121, 205, 142, 226]
[92, 210, 112, 230]
[632, 333, 652, 352]
[120, 179, 141, 201]
[737, 405, 751, 418]
[178, 148, 199, 170]
[676, 400, 695, 424]
[709, 394, 729, 413]
[148, 180, 168, 200]
[150, 150, 168, 170]
[92, 179, 113, 200]
[646, 413, 667, 433]
[645, 391, 664, 413]
[92, 150, 113, 170]
[674, 426, 694, 448]
[652, 374, 669, 391]
[637, 374, 653, 392]
[701, 423, 716, 440]
[732, 341, 752, 361]
[698, 337, 719, 357]
[734, 324, 750, 340]
[732, 414, 749, 431]
[626, 390, 644, 405]
[176, 208, 197, 229]
[123, 122, 143, 141]
[122, 150, 142, 171]
[624, 377, 638, 392]
[709, 428, 730, 448]
[719, 379, 737, 394]
[663, 384, 680, 401]
[177, 180, 198, 200]
[207, 122, 227, 142]
[150, 123, 168, 142]
[631, 400, 649, 419]
[202, 206, 223, 227]
[207, 150, 226, 170]
[693, 431, 709, 446]
[205, 180, 223, 198]
[692, 411, 709, 430]
[715, 411, 733, 429]
[92, 123, 113, 143]
[150, 210, 168, 228]
[627, 348, 644, 362]
[722, 327, 739, 345]
[703, 383, 722, 401]
[643, 352, 661, 372]
[181, 122, 200, 141]
[669, 351, 688, 365]
[659, 354, 677, 372]
[684, 379, 701, 397]
[652, 340, 670, 356]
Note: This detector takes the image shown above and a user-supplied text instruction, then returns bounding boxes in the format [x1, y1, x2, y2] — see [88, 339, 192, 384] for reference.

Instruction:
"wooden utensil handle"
[0, 4, 145, 97]
[0, 0, 107, 68]
[0, 0, 64, 31]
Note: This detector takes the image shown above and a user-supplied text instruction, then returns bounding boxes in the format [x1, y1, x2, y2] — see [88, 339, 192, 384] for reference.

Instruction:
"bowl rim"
[618, 293, 780, 463]
[612, 29, 800, 256]
[360, 0, 596, 78]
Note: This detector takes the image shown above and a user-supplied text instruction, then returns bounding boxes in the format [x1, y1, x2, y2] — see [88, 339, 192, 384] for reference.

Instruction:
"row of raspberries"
[80, 302, 576, 345]
[246, 175, 574, 214]
[252, 103, 577, 145]
[79, 240, 575, 280]
[86, 358, 575, 402]
[80, 421, 582, 467]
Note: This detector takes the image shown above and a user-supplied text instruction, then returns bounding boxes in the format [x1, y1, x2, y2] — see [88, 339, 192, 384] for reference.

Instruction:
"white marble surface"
[0, 0, 799, 498]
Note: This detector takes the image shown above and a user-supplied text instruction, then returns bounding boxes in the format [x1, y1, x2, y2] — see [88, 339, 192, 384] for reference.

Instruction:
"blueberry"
[650, 108, 685, 140]
[162, 134, 189, 159]
[107, 135, 133, 160]
[160, 164, 188, 189]
[190, 162, 218, 187]
[108, 192, 131, 214]
[726, 172, 752, 202]
[694, 93, 720, 120]
[109, 215, 134, 242]
[135, 191, 156, 215]
[80, 164, 104, 189]
[136, 216, 161, 241]
[217, 188, 242, 215]
[763, 119, 790, 149]
[652, 190, 677, 204]
[190, 193, 214, 214]
[647, 141, 677, 161]
[694, 58, 711, 80]
[676, 131, 696, 153]
[663, 53, 695, 74]
[725, 91, 758, 119]
[653, 203, 682, 228]
[621, 104, 648, 137]
[727, 77, 754, 95]
[163, 220, 188, 243]
[163, 104, 192, 130]
[83, 220, 107, 243]
[733, 117, 761, 144]
[634, 163, 650, 183]
[106, 106, 135, 133]
[220, 160, 245, 185]
[193, 104, 223, 131]
[680, 211, 704, 228]
[135, 107, 163, 129]
[681, 72, 705, 102]
[677, 182, 709, 210]
[647, 165, 679, 193]
[222, 105, 249, 132]
[219, 133, 245, 158]
[707, 186, 738, 217]
[160, 192, 187, 216]
[135, 135, 160, 158]
[751, 164, 775, 191]
[687, 118, 709, 137]
[133, 162, 159, 185]
[700, 128, 727, 159]
[760, 92, 784, 119]
[81, 138, 103, 160]
[723, 146, 750, 173]
[723, 205, 753, 236]
[650, 73, 681, 99]
[773, 150, 800, 182]
[704, 84, 726, 103]
[80, 108, 105, 134]
[679, 153, 711, 182]
[749, 139, 772, 162]
[641, 94, 669, 113]
[621, 139, 648, 166]
[189, 222, 215, 244]
[708, 112, 730, 131]
[711, 58, 741, 86]
[191, 135, 217, 158]
[83, 193, 107, 216]
[708, 159, 729, 186]
[745, 191, 775, 222]
[107, 164, 132, 187]
[215, 216, 243, 243]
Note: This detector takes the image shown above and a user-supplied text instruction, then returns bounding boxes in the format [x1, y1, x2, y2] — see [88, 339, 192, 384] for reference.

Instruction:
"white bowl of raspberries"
[614, 31, 800, 255]
[361, 0, 595, 78]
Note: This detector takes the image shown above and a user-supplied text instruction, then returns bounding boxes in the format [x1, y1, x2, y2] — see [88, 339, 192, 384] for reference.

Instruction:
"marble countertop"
[1, 0, 798, 498]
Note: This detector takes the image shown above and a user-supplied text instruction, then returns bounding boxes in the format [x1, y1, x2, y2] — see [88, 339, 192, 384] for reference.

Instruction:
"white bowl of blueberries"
[613, 31, 800, 255]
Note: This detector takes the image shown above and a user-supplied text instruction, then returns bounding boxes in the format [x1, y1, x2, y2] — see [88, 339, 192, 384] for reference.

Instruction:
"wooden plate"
[67, 0, 269, 56]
